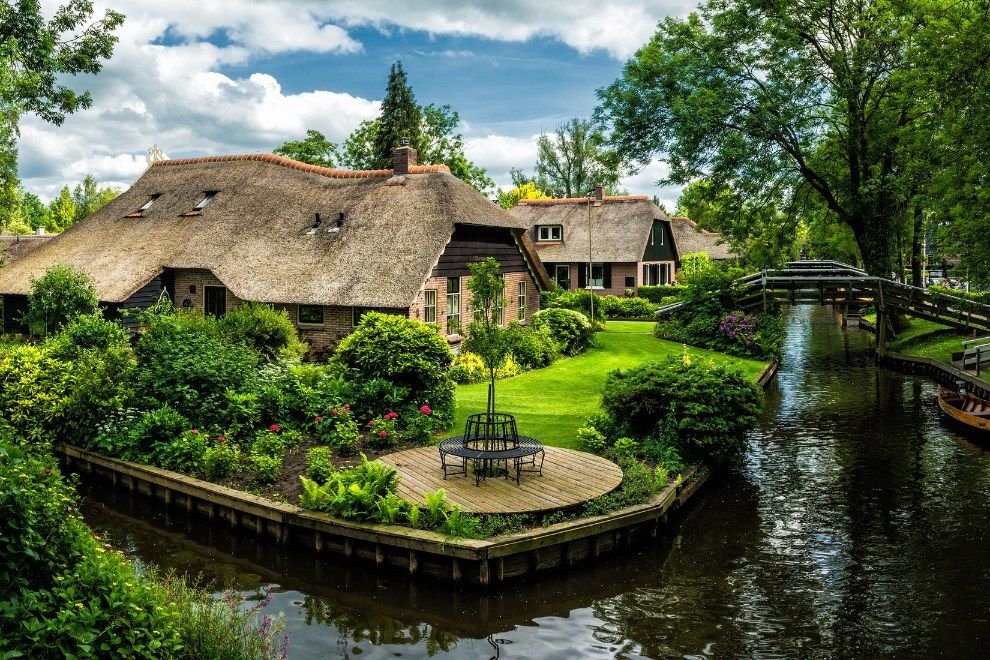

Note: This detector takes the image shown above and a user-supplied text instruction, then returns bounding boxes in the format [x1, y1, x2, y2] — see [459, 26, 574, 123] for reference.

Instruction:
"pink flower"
[378, 430, 388, 438]
[368, 419, 377, 426]
[269, 424, 281, 432]
[217, 436, 226, 443]
[383, 411, 398, 421]
[331, 408, 338, 414]
[419, 405, 432, 415]
[343, 404, 350, 411]
[190, 429, 199, 435]
[314, 415, 323, 422]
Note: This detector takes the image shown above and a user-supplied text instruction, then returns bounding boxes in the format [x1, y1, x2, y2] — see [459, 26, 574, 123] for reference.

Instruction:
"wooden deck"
[379, 446, 624, 514]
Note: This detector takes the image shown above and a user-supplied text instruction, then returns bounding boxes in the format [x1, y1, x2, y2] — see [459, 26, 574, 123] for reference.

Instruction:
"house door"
[204, 286, 227, 317]
[555, 265, 570, 290]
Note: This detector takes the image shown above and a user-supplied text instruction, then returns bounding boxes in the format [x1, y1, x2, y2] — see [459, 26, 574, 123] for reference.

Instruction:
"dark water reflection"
[81, 305, 990, 658]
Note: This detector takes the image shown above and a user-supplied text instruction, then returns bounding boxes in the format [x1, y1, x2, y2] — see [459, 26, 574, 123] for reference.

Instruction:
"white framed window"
[537, 225, 562, 241]
[424, 289, 437, 324]
[517, 280, 526, 320]
[446, 277, 461, 334]
[642, 263, 670, 286]
[493, 276, 505, 325]
[584, 263, 605, 288]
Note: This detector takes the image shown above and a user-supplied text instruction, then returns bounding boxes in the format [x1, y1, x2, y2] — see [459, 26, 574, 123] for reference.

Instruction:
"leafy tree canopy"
[596, 0, 980, 276]
[372, 61, 422, 169]
[515, 118, 623, 199]
[497, 181, 548, 209]
[274, 129, 340, 168]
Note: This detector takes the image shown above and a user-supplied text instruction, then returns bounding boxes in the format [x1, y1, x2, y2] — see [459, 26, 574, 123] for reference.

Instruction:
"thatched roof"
[667, 216, 734, 260]
[509, 195, 660, 263]
[1, 235, 54, 265]
[0, 154, 541, 306]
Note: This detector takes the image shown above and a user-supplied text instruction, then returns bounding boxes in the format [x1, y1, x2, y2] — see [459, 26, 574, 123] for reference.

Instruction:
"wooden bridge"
[657, 260, 990, 357]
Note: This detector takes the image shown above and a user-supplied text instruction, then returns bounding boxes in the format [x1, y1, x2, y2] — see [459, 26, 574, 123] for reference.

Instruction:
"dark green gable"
[642, 220, 676, 261]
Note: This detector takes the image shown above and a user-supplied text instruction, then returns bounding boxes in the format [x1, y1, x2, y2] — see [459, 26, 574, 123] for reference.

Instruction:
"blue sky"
[21, 1, 693, 204]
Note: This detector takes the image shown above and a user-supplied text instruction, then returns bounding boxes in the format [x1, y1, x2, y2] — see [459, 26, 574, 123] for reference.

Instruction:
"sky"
[20, 1, 695, 207]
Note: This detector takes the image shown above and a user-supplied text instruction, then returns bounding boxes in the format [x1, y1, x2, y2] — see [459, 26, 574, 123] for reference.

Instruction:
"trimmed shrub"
[219, 302, 307, 362]
[599, 295, 657, 319]
[544, 289, 606, 325]
[638, 284, 688, 303]
[335, 312, 452, 391]
[306, 446, 335, 483]
[601, 357, 763, 465]
[532, 308, 595, 355]
[248, 454, 281, 485]
[203, 440, 240, 480]
[131, 405, 190, 461]
[24, 265, 100, 335]
[503, 322, 559, 369]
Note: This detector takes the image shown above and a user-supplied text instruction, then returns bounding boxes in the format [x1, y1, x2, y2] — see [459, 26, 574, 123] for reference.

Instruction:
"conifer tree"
[372, 62, 422, 169]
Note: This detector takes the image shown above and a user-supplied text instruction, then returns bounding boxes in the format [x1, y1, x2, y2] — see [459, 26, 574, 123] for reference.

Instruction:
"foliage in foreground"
[598, 355, 763, 466]
[0, 440, 286, 658]
[654, 270, 784, 359]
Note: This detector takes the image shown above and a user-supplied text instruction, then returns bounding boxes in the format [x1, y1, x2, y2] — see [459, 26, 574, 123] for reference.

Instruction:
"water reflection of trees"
[302, 594, 458, 656]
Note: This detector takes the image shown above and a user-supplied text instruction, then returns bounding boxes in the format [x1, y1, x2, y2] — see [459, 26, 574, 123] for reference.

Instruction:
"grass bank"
[452, 321, 768, 449]
[865, 314, 972, 363]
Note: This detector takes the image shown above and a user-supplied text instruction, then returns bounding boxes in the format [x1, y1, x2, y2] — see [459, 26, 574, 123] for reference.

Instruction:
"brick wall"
[173, 269, 245, 313]
[409, 270, 539, 337]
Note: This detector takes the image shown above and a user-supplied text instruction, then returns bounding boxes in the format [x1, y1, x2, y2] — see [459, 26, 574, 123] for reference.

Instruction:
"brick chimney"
[393, 137, 417, 176]
[595, 184, 604, 202]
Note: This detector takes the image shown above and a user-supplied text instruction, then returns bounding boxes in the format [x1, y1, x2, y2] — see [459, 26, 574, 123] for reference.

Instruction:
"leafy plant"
[250, 426, 286, 459]
[366, 412, 399, 448]
[219, 301, 307, 362]
[305, 447, 335, 483]
[576, 426, 607, 454]
[154, 429, 208, 475]
[297, 455, 398, 521]
[401, 405, 435, 445]
[248, 454, 281, 485]
[502, 322, 559, 369]
[203, 440, 240, 480]
[219, 390, 261, 443]
[313, 404, 359, 452]
[449, 351, 486, 384]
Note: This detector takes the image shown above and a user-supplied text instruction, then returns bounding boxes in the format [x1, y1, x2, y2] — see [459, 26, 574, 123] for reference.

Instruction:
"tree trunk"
[910, 203, 924, 288]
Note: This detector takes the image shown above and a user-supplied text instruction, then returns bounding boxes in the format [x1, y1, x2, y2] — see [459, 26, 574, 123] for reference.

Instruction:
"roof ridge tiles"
[151, 153, 450, 179]
[517, 194, 650, 205]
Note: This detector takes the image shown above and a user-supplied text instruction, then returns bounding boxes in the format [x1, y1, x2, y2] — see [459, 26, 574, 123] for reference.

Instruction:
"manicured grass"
[887, 317, 970, 364]
[451, 324, 768, 449]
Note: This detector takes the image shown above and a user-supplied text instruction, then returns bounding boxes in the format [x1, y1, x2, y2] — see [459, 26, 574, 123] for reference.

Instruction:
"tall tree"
[71, 174, 118, 223]
[273, 129, 340, 168]
[596, 0, 949, 276]
[531, 118, 622, 198]
[47, 185, 75, 233]
[340, 119, 379, 170]
[419, 103, 495, 194]
[372, 61, 422, 169]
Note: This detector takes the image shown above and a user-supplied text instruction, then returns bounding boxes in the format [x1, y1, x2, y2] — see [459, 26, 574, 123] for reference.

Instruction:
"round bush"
[503, 322, 559, 369]
[601, 357, 763, 465]
[334, 312, 452, 391]
[219, 302, 306, 362]
[532, 308, 595, 355]
[25, 265, 100, 334]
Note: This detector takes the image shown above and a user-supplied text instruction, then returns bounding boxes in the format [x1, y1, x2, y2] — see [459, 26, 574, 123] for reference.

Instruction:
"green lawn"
[451, 321, 768, 449]
[881, 317, 970, 363]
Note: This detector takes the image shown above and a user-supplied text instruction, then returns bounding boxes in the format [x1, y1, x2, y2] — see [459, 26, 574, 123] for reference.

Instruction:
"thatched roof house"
[510, 190, 734, 294]
[0, 147, 550, 349]
[510, 189, 677, 295]
[667, 215, 734, 261]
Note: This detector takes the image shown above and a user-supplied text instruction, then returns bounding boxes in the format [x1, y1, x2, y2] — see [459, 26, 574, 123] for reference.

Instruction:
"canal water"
[80, 305, 990, 658]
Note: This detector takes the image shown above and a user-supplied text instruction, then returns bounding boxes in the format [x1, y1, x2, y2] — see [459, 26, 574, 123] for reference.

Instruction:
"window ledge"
[297, 322, 326, 329]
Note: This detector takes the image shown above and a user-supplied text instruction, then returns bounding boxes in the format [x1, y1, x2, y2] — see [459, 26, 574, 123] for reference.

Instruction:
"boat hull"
[938, 389, 990, 435]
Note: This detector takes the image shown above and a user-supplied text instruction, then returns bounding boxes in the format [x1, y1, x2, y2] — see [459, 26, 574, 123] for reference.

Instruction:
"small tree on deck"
[463, 257, 509, 415]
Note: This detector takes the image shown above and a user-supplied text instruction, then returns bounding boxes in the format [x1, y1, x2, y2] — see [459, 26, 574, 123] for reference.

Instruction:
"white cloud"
[22, 1, 695, 199]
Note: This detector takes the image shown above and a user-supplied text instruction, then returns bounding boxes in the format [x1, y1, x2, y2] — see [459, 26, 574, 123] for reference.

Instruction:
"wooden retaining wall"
[56, 444, 710, 587]
[881, 352, 990, 399]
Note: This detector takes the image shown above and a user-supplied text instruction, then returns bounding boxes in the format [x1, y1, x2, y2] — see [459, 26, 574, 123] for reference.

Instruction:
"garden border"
[56, 443, 706, 586]
[57, 360, 780, 586]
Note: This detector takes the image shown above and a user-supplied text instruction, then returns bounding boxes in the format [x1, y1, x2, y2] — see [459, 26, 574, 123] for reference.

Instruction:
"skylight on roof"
[194, 191, 218, 211]
[126, 194, 160, 218]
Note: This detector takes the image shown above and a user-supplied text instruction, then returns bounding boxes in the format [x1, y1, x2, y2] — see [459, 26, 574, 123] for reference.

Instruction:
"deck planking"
[379, 446, 624, 514]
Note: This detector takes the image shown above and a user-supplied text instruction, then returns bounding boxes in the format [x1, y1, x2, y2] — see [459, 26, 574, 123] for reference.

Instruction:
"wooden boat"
[938, 387, 990, 434]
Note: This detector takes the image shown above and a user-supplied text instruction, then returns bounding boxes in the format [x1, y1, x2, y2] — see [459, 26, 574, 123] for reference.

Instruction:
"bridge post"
[877, 304, 888, 360]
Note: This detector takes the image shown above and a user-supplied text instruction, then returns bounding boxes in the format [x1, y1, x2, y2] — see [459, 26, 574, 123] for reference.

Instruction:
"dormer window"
[183, 191, 218, 216]
[126, 194, 160, 218]
[537, 225, 562, 242]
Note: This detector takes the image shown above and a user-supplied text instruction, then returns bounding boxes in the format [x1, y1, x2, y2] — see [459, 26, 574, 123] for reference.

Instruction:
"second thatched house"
[0, 146, 550, 350]
[509, 189, 733, 295]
